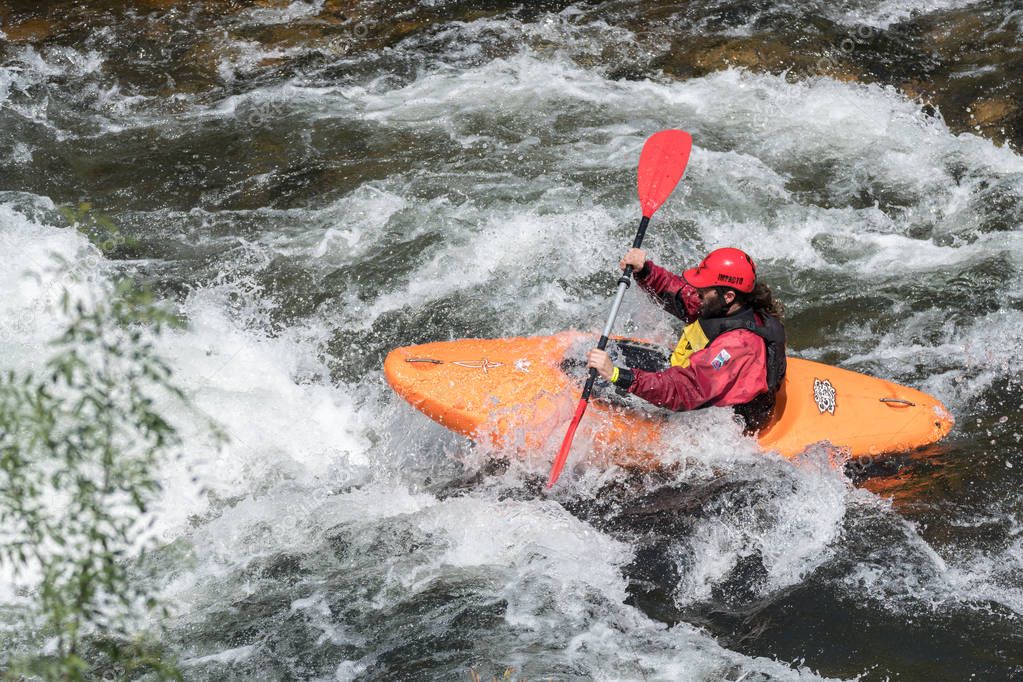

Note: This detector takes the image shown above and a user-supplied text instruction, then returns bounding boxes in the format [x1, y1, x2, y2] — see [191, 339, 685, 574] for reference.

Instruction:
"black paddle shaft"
[581, 215, 651, 400]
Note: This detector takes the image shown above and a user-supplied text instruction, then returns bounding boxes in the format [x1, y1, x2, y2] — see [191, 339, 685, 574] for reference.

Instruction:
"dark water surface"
[2, 1, 1022, 679]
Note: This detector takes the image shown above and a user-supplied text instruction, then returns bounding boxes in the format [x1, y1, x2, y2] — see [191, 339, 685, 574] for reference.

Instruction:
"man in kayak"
[585, 247, 786, 432]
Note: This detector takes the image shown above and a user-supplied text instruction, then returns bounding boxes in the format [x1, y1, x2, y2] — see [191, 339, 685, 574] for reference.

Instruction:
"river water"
[2, 1, 1022, 679]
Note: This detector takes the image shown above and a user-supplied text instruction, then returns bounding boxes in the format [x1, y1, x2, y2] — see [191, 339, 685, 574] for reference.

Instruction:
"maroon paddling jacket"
[625, 260, 770, 412]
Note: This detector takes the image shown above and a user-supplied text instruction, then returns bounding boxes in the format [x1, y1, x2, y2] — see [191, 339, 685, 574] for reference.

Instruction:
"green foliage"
[0, 278, 198, 680]
[56, 203, 139, 256]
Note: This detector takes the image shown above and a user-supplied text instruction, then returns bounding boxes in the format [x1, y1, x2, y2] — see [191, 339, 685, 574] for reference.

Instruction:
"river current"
[2, 1, 1022, 679]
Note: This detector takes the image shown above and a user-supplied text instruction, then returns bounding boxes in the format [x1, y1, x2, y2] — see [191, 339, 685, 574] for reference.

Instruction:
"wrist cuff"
[636, 260, 651, 279]
[612, 367, 634, 389]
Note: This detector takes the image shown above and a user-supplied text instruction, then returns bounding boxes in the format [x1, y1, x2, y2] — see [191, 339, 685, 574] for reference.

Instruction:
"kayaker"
[585, 247, 786, 432]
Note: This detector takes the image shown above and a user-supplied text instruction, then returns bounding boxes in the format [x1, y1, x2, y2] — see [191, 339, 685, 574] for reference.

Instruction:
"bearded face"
[697, 287, 732, 319]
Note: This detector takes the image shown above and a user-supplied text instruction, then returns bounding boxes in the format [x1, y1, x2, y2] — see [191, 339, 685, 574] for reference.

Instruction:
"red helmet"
[683, 247, 757, 293]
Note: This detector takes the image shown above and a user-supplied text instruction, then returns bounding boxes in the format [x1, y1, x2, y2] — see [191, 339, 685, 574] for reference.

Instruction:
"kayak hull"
[383, 332, 954, 466]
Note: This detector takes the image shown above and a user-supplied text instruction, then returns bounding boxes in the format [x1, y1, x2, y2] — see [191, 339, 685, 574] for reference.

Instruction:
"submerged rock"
[0, 0, 1020, 149]
[648, 0, 1023, 150]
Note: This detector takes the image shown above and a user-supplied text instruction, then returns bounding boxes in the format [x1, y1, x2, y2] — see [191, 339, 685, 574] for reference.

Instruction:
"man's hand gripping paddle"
[546, 129, 693, 488]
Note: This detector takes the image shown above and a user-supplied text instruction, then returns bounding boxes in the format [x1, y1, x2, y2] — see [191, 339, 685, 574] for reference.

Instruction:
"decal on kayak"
[453, 359, 503, 373]
[814, 378, 837, 414]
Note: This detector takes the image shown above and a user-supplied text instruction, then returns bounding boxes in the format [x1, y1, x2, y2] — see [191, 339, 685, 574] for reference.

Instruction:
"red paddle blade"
[547, 130, 692, 489]
[638, 129, 693, 218]
[547, 398, 588, 488]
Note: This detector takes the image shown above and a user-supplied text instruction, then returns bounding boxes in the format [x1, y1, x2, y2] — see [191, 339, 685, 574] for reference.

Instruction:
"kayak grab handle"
[880, 398, 915, 407]
[406, 357, 443, 364]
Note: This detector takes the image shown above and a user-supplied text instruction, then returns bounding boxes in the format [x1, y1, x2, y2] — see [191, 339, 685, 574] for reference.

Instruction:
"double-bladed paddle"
[546, 129, 693, 488]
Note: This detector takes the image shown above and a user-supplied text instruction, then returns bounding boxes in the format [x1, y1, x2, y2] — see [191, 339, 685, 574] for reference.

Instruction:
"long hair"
[732, 282, 784, 319]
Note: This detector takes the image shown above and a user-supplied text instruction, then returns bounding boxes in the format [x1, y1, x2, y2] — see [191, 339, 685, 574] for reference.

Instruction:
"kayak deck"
[383, 332, 954, 466]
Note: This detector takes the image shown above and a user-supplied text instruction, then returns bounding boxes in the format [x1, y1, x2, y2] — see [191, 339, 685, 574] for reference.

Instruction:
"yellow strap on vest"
[670, 320, 710, 368]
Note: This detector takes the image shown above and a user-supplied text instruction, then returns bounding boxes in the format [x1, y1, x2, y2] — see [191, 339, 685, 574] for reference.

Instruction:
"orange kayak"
[383, 332, 954, 467]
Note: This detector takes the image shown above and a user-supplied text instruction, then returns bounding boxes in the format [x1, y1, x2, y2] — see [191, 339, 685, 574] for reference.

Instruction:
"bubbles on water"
[666, 446, 850, 608]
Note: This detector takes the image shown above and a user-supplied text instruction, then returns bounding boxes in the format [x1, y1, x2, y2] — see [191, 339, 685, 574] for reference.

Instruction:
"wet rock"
[320, 0, 358, 19]
[897, 1, 1023, 149]
[661, 35, 859, 82]
[1, 0, 1021, 150]
[649, 0, 1023, 151]
[968, 97, 1019, 147]
[132, 0, 184, 9]
[0, 16, 52, 42]
[971, 97, 1016, 126]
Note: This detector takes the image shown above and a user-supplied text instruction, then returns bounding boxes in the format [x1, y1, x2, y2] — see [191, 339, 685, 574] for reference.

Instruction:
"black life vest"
[683, 307, 787, 432]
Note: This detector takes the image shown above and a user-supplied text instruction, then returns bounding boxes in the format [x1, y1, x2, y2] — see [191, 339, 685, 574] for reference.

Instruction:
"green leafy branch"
[0, 277, 208, 680]
[56, 203, 139, 256]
